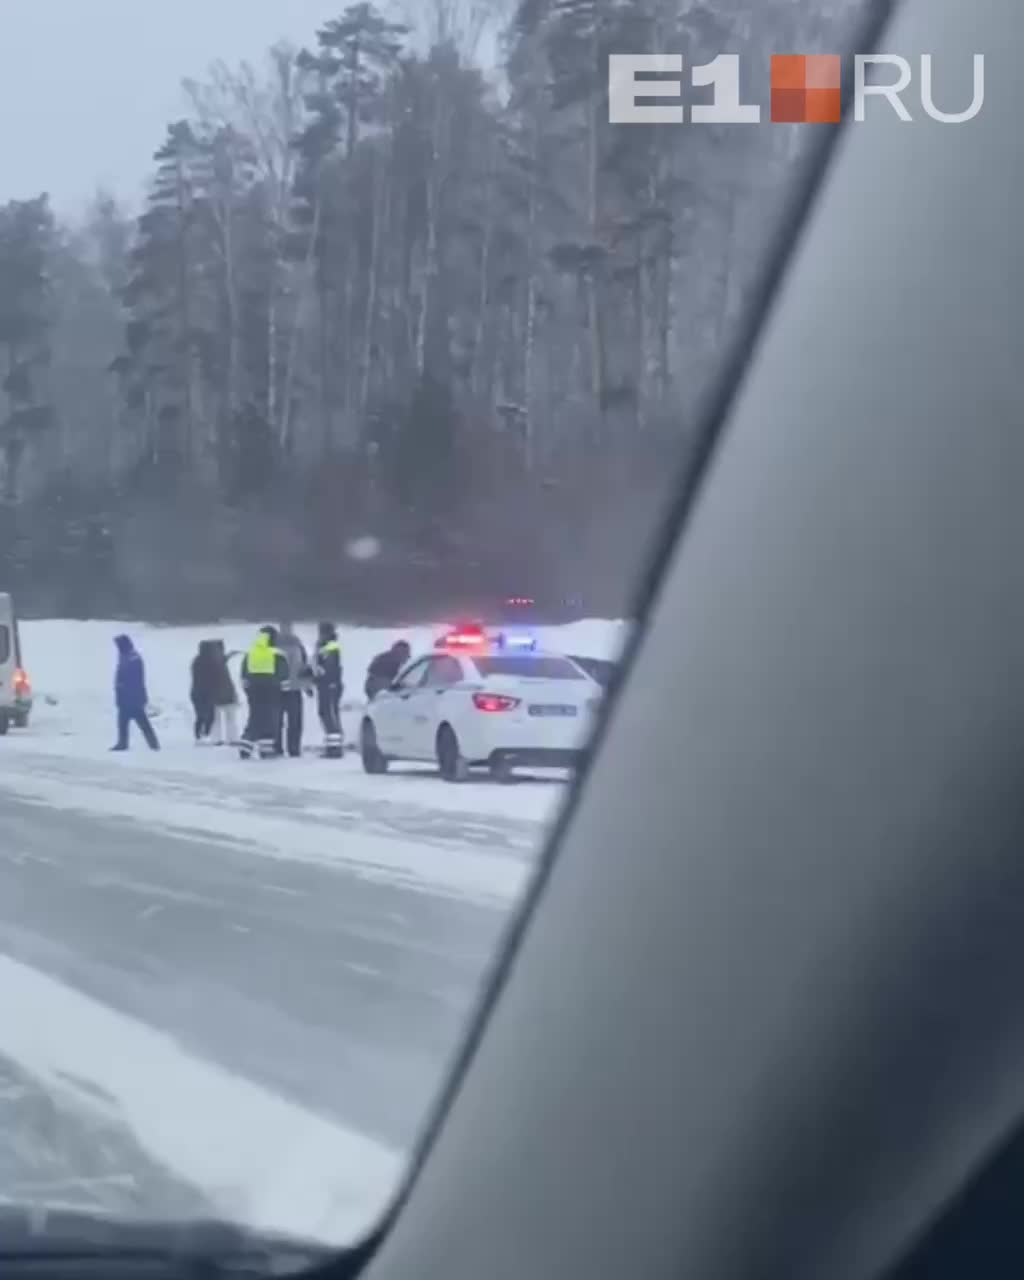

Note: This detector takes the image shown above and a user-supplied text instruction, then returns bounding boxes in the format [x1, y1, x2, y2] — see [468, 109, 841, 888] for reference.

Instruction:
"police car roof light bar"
[439, 623, 488, 649]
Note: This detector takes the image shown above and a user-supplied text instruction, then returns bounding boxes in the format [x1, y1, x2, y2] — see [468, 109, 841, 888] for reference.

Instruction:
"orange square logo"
[805, 54, 841, 89]
[771, 54, 842, 123]
[804, 87, 841, 122]
[771, 55, 807, 91]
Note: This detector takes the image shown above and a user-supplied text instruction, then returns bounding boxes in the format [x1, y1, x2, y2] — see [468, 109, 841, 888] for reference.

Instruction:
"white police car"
[359, 625, 602, 782]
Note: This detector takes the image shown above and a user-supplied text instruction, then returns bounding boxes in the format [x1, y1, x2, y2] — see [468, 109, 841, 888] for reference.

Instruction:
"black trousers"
[191, 695, 215, 740]
[317, 683, 342, 755]
[241, 681, 279, 758]
[277, 690, 304, 757]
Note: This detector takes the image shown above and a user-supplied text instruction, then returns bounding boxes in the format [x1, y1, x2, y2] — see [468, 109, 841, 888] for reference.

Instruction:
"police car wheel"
[360, 720, 388, 774]
[13, 712, 27, 729]
[437, 724, 469, 783]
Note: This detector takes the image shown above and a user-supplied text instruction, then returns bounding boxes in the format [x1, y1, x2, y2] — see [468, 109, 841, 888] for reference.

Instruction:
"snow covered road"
[0, 1051, 207, 1221]
[0, 618, 623, 1240]
[0, 750, 547, 1239]
[0, 780, 516, 1142]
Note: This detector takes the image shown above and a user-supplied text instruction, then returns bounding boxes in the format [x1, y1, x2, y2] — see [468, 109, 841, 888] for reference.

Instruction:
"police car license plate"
[528, 704, 577, 717]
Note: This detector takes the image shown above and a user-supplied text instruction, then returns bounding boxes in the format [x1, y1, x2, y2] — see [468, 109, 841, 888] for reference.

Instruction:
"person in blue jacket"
[111, 634, 160, 751]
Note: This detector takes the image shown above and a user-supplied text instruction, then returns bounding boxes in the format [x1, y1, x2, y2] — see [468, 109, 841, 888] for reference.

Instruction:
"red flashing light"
[440, 623, 487, 649]
[473, 692, 520, 713]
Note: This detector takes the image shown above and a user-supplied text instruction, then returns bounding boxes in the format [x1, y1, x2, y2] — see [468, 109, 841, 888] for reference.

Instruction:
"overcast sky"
[1, 0, 499, 219]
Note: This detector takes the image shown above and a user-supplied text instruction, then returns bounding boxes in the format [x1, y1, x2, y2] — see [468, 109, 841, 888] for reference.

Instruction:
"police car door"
[414, 655, 464, 758]
[374, 658, 431, 755]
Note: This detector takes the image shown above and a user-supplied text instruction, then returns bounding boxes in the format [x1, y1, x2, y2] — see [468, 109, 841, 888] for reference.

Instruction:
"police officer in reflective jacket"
[239, 626, 287, 760]
[314, 622, 344, 759]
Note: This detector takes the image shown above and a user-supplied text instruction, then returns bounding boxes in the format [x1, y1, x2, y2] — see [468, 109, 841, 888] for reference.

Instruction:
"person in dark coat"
[211, 639, 240, 746]
[313, 622, 344, 759]
[275, 622, 313, 758]
[190, 640, 219, 742]
[111, 634, 160, 752]
[364, 640, 411, 701]
[239, 626, 287, 760]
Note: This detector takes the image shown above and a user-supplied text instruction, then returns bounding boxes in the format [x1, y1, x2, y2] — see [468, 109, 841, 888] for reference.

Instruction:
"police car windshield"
[472, 656, 586, 680]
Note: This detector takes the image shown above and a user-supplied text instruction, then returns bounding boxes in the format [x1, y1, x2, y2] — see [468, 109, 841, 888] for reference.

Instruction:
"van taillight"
[14, 669, 29, 694]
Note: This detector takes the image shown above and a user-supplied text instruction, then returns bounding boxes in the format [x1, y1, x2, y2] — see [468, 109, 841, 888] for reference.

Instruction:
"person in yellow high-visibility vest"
[239, 626, 287, 759]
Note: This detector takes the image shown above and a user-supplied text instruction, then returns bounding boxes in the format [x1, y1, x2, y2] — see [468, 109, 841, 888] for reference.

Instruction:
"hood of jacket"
[114, 634, 135, 656]
[193, 640, 222, 676]
[278, 633, 309, 686]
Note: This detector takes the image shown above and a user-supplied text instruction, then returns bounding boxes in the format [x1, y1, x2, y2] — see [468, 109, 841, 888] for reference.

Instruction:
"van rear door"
[0, 594, 15, 713]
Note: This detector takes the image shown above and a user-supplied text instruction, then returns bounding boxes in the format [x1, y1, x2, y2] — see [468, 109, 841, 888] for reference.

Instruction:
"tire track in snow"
[0, 748, 554, 858]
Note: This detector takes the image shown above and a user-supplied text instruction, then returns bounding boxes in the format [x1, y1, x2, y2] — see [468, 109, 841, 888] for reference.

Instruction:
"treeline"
[0, 0, 856, 621]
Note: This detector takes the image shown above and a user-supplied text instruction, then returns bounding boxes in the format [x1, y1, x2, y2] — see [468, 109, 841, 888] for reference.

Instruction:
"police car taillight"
[473, 693, 520, 712]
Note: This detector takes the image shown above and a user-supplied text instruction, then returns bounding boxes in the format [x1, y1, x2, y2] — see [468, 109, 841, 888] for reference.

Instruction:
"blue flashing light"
[499, 631, 537, 651]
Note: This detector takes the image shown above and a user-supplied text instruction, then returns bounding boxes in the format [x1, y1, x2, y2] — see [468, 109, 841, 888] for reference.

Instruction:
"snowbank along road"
[0, 619, 625, 1243]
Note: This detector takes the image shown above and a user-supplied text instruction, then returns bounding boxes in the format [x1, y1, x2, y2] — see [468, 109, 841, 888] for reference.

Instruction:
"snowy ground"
[0, 618, 626, 1245]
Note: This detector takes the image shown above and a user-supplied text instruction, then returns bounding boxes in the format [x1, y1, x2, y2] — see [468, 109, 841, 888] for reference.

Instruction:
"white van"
[0, 593, 31, 734]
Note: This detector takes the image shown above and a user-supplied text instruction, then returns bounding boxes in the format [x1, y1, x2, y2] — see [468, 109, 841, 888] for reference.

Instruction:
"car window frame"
[393, 659, 431, 691]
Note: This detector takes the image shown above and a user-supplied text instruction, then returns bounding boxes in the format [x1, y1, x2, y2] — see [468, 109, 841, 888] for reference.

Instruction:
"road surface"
[0, 745, 551, 1225]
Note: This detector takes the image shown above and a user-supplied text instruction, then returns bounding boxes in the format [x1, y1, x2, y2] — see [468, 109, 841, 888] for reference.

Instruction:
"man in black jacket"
[364, 640, 411, 702]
